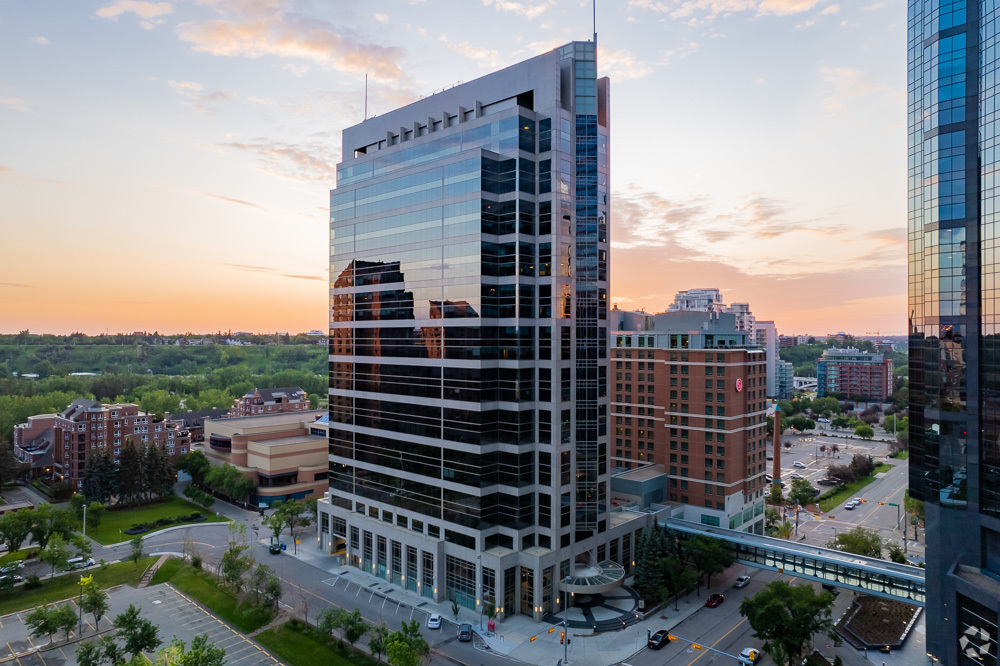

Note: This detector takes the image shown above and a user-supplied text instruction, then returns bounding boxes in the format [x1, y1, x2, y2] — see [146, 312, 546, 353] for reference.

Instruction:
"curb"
[102, 520, 231, 549]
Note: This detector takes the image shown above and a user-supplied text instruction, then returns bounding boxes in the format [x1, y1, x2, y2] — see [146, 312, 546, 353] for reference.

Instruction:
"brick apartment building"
[13, 398, 190, 486]
[610, 309, 768, 533]
[231, 387, 310, 417]
[816, 348, 894, 400]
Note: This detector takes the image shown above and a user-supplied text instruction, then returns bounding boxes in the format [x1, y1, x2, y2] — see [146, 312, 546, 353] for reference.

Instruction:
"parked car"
[647, 629, 671, 649]
[789, 472, 804, 480]
[734, 575, 751, 588]
[0, 562, 23, 574]
[766, 455, 773, 461]
[739, 647, 762, 663]
[457, 624, 473, 641]
[67, 557, 95, 570]
[822, 583, 840, 596]
[793, 461, 807, 468]
[705, 593, 724, 608]
[426, 613, 442, 629]
[817, 478, 838, 486]
[817, 417, 831, 423]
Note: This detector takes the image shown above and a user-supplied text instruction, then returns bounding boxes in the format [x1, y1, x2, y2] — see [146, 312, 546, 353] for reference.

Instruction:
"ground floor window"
[446, 555, 476, 610]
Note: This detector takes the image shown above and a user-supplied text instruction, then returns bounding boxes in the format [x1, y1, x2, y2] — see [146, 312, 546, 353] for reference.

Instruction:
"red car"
[705, 593, 725, 608]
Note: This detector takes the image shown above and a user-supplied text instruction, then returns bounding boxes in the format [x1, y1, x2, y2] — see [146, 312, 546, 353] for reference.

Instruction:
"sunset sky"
[0, 0, 904, 336]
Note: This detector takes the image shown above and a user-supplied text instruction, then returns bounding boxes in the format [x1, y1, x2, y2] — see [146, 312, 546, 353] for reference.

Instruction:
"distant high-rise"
[908, 0, 1000, 662]
[316, 41, 655, 621]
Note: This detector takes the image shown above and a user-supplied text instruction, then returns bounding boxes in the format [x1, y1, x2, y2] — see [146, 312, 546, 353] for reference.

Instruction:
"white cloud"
[443, 38, 500, 67]
[819, 67, 880, 111]
[374, 13, 389, 23]
[599, 47, 653, 80]
[0, 98, 28, 112]
[168, 80, 203, 92]
[30, 36, 50, 45]
[821, 4, 840, 14]
[96, 1, 173, 20]
[482, 0, 551, 20]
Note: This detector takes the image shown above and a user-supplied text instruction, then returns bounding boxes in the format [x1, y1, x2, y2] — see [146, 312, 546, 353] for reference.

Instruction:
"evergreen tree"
[117, 440, 145, 506]
[82, 449, 118, 505]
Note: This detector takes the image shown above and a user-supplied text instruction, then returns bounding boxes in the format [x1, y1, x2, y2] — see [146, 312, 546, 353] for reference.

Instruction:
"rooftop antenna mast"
[364, 73, 368, 120]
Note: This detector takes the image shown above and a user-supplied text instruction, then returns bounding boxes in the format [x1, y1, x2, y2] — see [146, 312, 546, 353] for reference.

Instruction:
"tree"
[70, 493, 89, 521]
[849, 453, 875, 479]
[72, 534, 93, 560]
[827, 526, 883, 558]
[739, 580, 838, 666]
[385, 619, 429, 666]
[776, 521, 793, 539]
[88, 502, 104, 528]
[787, 478, 816, 509]
[144, 444, 175, 501]
[0, 443, 27, 491]
[246, 564, 281, 610]
[369, 622, 391, 663]
[53, 603, 78, 641]
[31, 502, 74, 550]
[318, 607, 369, 648]
[153, 635, 226, 666]
[263, 508, 286, 544]
[789, 416, 815, 432]
[79, 575, 110, 631]
[278, 500, 310, 555]
[659, 556, 698, 611]
[887, 543, 907, 564]
[25, 604, 60, 645]
[633, 523, 673, 602]
[114, 603, 162, 660]
[177, 451, 211, 487]
[82, 449, 119, 504]
[41, 533, 71, 579]
[220, 524, 253, 592]
[686, 535, 734, 593]
[827, 464, 855, 485]
[830, 443, 841, 457]
[76, 640, 105, 666]
[129, 535, 144, 566]
[831, 416, 851, 430]
[118, 440, 146, 506]
[764, 507, 781, 530]
[854, 424, 875, 440]
[767, 484, 783, 506]
[0, 508, 33, 553]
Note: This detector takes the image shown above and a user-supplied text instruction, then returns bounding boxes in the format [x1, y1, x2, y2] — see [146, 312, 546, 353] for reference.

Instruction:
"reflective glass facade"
[909, 1, 1000, 662]
[322, 41, 626, 621]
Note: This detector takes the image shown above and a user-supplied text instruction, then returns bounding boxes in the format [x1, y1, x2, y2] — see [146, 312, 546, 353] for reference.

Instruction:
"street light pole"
[82, 503, 87, 540]
[477, 554, 483, 631]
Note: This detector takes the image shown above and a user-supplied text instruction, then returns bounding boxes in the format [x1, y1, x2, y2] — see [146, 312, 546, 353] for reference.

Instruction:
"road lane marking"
[685, 617, 747, 666]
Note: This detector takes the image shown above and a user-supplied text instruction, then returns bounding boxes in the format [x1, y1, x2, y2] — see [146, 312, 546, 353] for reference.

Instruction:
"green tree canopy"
[827, 526, 883, 558]
[739, 580, 838, 666]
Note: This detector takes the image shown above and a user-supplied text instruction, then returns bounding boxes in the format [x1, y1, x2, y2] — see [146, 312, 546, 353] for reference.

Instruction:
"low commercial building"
[198, 410, 328, 506]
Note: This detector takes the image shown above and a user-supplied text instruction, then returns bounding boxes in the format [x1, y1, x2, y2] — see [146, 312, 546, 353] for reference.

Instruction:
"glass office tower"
[317, 42, 649, 621]
[909, 1, 1000, 662]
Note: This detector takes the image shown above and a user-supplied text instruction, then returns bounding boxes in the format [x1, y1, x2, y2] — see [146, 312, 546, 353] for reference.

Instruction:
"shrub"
[24, 575, 41, 590]
[191, 553, 202, 569]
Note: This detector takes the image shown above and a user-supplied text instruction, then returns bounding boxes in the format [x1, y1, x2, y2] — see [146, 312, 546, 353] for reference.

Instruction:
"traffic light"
[560, 631, 565, 645]
[668, 635, 678, 642]
[878, 501, 885, 506]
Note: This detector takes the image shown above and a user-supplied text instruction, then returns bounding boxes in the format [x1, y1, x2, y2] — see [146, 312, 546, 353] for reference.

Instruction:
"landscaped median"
[151, 559, 273, 634]
[255, 619, 380, 666]
[818, 462, 892, 513]
[0, 556, 158, 615]
[87, 496, 229, 545]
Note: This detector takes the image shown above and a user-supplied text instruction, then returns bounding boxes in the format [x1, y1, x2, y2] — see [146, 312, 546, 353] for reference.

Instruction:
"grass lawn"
[255, 620, 379, 666]
[0, 556, 157, 615]
[0, 548, 36, 567]
[154, 561, 272, 633]
[87, 495, 229, 545]
[818, 463, 893, 513]
[890, 450, 910, 460]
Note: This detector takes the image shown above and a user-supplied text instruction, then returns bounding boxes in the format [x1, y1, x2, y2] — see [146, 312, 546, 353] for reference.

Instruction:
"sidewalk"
[281, 543, 717, 666]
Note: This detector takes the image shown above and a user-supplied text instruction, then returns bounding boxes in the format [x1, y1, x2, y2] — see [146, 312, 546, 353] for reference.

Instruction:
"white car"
[739, 647, 762, 664]
[426, 613, 442, 629]
[734, 575, 751, 588]
[844, 500, 857, 510]
[789, 472, 804, 479]
[793, 461, 807, 469]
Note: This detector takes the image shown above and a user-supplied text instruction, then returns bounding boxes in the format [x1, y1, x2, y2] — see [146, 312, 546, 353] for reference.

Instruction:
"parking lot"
[0, 584, 280, 666]
[769, 429, 891, 490]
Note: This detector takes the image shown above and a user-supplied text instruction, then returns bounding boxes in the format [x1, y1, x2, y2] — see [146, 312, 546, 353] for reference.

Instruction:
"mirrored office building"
[317, 41, 655, 621]
[909, 0, 1000, 662]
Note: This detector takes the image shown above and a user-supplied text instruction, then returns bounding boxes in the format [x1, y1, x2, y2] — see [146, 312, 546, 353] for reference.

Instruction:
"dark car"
[648, 629, 671, 649]
[457, 624, 473, 641]
[705, 593, 725, 608]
